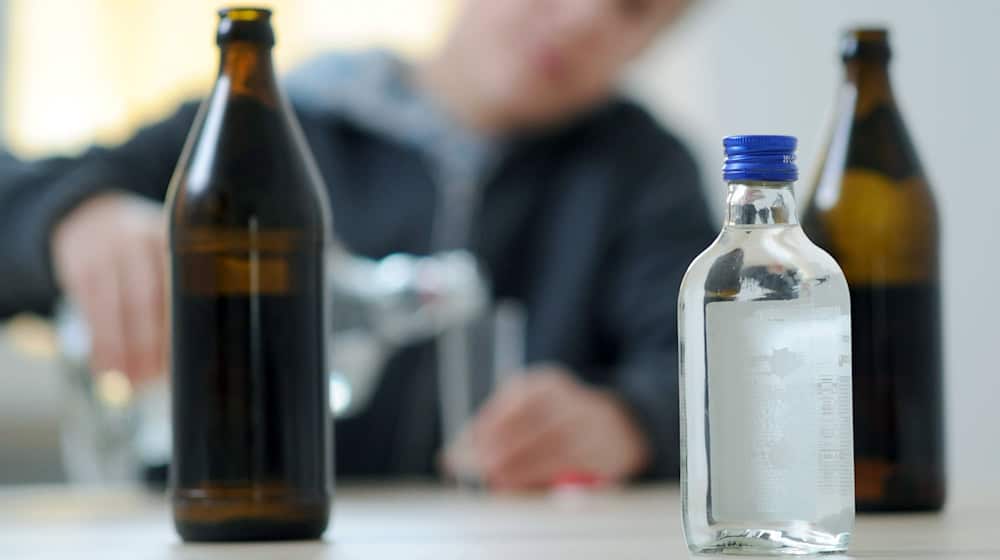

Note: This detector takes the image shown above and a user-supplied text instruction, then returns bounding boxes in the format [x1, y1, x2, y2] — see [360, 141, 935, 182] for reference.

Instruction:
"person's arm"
[0, 103, 198, 317]
[598, 137, 716, 479]
[442, 125, 715, 489]
[0, 152, 81, 316]
[0, 103, 198, 381]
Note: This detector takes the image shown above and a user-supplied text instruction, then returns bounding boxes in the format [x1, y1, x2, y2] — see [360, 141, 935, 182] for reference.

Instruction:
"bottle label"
[706, 300, 853, 522]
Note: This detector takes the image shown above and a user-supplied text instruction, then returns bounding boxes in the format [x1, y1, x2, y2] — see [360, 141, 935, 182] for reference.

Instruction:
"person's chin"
[485, 80, 579, 132]
[505, 104, 580, 134]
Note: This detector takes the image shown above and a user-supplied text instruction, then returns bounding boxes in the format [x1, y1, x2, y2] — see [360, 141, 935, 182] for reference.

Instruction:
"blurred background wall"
[1, 0, 996, 503]
[2, 0, 459, 155]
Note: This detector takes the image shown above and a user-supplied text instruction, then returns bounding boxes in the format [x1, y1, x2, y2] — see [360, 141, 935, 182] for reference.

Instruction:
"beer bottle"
[166, 8, 333, 540]
[802, 28, 945, 512]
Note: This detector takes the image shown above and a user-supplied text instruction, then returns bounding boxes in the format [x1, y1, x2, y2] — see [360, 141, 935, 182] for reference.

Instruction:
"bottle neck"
[218, 41, 278, 105]
[725, 181, 798, 227]
[844, 57, 895, 116]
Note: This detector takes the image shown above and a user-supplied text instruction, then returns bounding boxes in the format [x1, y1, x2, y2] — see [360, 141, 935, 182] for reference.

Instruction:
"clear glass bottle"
[679, 136, 855, 554]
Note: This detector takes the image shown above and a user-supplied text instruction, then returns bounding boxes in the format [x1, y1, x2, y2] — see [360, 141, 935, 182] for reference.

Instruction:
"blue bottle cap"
[722, 135, 798, 182]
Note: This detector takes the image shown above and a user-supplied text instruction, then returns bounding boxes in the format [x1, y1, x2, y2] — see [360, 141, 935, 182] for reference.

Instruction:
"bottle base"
[174, 515, 329, 542]
[689, 527, 850, 556]
[172, 489, 331, 542]
[857, 503, 943, 513]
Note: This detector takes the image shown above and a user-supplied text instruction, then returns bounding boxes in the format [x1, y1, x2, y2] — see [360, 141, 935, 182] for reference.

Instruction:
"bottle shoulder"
[167, 91, 331, 234]
[802, 167, 939, 285]
[680, 225, 849, 302]
[699, 226, 845, 274]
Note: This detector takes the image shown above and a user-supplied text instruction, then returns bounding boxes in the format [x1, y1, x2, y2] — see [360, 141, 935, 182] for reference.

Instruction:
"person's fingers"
[79, 255, 127, 377]
[468, 372, 587, 488]
[474, 380, 555, 453]
[118, 236, 161, 383]
[441, 424, 481, 480]
[49, 193, 170, 383]
[478, 370, 580, 444]
[148, 231, 168, 379]
[477, 393, 559, 468]
[490, 425, 571, 491]
[473, 375, 532, 429]
[470, 367, 572, 433]
[460, 366, 649, 490]
[482, 408, 574, 487]
[442, 378, 537, 483]
[467, 380, 526, 449]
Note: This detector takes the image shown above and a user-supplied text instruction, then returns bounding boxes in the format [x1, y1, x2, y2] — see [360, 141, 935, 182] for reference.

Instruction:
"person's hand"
[51, 192, 167, 384]
[444, 366, 650, 491]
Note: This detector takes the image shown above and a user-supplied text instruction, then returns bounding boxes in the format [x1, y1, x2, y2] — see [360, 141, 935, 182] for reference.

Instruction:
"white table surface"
[1, 483, 996, 559]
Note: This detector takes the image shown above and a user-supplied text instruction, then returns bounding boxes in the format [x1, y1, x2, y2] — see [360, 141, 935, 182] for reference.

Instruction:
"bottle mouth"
[219, 7, 272, 21]
[842, 27, 891, 62]
[217, 7, 275, 46]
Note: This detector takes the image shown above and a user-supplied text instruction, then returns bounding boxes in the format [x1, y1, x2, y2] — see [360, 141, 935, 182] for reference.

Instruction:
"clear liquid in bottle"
[679, 136, 854, 554]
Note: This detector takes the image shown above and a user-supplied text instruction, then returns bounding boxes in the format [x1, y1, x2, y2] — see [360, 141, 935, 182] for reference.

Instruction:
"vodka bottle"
[679, 136, 854, 554]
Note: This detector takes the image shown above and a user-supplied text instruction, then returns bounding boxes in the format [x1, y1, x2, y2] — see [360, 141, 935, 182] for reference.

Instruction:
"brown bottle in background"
[802, 28, 945, 512]
[166, 8, 333, 541]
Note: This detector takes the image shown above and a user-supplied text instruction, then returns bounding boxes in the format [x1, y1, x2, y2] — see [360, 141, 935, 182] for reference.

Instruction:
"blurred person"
[0, 0, 713, 489]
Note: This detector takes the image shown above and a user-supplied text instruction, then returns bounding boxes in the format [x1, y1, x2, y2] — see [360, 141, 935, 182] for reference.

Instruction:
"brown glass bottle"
[166, 8, 333, 541]
[802, 29, 944, 512]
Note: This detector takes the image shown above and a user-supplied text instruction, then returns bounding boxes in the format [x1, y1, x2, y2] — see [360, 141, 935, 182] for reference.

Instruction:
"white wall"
[630, 0, 1000, 503]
